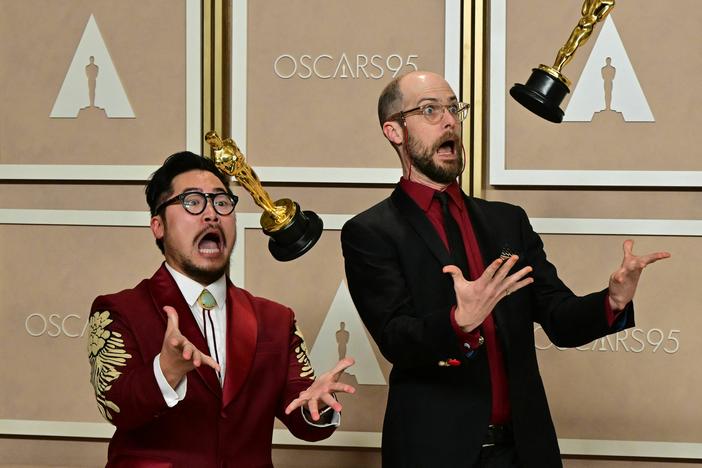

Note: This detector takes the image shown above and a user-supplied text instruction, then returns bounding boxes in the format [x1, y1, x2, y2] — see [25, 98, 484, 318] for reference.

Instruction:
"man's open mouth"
[436, 139, 456, 155]
[197, 229, 224, 254]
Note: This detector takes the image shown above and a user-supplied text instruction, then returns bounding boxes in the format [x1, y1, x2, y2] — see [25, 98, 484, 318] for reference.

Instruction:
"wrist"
[160, 359, 185, 389]
[608, 295, 626, 311]
[459, 321, 479, 333]
[165, 372, 184, 390]
[455, 308, 479, 332]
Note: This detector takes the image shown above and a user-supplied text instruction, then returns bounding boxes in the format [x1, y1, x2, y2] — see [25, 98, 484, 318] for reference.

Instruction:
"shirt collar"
[164, 262, 227, 309]
[399, 177, 464, 212]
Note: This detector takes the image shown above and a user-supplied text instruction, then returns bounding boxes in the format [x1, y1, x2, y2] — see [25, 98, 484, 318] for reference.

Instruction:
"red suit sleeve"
[275, 318, 336, 441]
[87, 296, 169, 430]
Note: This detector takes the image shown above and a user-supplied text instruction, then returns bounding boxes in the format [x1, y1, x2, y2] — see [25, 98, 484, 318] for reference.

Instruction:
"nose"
[202, 198, 220, 222]
[441, 106, 459, 128]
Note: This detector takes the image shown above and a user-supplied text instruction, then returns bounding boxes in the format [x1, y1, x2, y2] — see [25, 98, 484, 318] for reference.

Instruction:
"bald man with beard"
[341, 71, 669, 467]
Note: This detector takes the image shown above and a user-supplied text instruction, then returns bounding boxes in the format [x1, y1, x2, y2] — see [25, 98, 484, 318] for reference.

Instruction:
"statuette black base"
[510, 68, 570, 123]
[266, 204, 323, 262]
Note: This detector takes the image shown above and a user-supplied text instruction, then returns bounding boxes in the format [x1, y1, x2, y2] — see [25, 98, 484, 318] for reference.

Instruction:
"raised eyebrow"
[416, 96, 459, 106]
[416, 97, 440, 106]
[180, 187, 204, 193]
[180, 187, 227, 194]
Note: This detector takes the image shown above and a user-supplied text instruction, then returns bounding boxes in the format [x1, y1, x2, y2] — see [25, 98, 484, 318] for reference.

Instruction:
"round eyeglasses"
[389, 102, 470, 124]
[156, 191, 239, 216]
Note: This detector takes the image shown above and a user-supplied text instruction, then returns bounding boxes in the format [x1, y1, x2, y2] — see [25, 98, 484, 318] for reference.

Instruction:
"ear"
[150, 215, 164, 241]
[382, 121, 404, 146]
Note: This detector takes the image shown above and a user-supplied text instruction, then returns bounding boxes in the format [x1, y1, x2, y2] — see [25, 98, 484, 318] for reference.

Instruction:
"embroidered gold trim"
[88, 311, 132, 421]
[293, 323, 315, 379]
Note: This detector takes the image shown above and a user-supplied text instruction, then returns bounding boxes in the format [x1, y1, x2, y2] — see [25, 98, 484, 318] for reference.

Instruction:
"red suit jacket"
[87, 264, 334, 467]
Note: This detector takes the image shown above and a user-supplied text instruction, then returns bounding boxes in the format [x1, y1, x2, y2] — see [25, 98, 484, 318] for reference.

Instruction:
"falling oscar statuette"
[204, 131, 323, 261]
[510, 0, 615, 123]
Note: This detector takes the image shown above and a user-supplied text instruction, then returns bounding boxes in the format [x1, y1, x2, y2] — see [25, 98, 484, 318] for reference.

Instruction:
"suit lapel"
[148, 264, 222, 398]
[463, 196, 501, 264]
[463, 196, 514, 350]
[222, 281, 257, 408]
[391, 186, 453, 267]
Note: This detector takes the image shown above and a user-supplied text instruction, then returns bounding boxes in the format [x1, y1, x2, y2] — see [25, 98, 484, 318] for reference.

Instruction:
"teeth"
[198, 234, 222, 254]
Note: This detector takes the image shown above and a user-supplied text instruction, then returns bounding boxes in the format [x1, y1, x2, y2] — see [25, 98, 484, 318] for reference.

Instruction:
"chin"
[184, 259, 229, 284]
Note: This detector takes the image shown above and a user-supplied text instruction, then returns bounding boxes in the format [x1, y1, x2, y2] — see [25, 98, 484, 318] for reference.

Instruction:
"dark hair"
[377, 74, 404, 126]
[145, 151, 233, 253]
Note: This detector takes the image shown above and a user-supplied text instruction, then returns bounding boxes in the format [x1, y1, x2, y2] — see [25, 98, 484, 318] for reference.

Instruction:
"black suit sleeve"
[516, 206, 634, 347]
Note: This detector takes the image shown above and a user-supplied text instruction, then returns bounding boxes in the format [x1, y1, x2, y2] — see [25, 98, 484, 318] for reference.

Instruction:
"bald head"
[377, 71, 455, 126]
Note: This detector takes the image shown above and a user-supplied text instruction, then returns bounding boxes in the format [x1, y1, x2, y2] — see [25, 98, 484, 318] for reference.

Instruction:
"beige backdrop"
[0, 0, 188, 167]
[2, 0, 701, 466]
[504, 0, 700, 171]
[244, 0, 445, 169]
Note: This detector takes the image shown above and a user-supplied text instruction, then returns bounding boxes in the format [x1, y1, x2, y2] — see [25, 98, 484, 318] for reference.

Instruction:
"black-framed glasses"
[156, 191, 239, 216]
[388, 102, 470, 124]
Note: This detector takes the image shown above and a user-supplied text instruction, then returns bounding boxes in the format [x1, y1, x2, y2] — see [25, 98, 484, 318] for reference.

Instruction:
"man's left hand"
[284, 357, 356, 421]
[608, 239, 671, 310]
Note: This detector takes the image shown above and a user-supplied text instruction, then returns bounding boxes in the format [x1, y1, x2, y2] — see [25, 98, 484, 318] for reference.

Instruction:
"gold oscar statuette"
[510, 0, 615, 123]
[204, 131, 323, 261]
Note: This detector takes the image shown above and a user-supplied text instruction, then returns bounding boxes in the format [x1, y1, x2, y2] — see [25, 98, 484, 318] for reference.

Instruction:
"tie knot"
[197, 289, 217, 310]
[435, 191, 450, 211]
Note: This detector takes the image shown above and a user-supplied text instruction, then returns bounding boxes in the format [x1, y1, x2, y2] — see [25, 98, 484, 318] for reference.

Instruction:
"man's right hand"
[160, 305, 220, 389]
[443, 255, 533, 333]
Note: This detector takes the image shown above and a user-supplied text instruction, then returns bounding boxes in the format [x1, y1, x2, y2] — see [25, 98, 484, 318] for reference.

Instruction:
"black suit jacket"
[341, 186, 633, 468]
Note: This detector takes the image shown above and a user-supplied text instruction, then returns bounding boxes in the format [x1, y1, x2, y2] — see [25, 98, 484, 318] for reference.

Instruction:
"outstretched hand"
[443, 255, 533, 332]
[608, 239, 671, 310]
[284, 357, 356, 421]
[160, 306, 220, 389]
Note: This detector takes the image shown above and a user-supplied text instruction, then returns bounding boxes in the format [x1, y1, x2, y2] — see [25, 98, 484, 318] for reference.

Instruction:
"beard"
[407, 130, 463, 184]
[179, 256, 230, 286]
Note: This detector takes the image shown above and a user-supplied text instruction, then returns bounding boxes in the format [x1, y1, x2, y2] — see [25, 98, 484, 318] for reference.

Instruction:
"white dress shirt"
[153, 263, 227, 407]
[152, 263, 340, 427]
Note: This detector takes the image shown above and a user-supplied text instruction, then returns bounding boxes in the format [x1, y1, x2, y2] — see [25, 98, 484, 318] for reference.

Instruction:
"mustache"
[432, 130, 461, 152]
[195, 224, 226, 243]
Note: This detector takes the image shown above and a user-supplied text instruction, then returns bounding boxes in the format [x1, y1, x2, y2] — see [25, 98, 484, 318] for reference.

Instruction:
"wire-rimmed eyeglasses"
[156, 191, 239, 216]
[388, 102, 470, 124]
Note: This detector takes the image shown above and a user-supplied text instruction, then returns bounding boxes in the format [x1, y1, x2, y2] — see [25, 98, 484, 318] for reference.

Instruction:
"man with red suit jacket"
[88, 151, 355, 467]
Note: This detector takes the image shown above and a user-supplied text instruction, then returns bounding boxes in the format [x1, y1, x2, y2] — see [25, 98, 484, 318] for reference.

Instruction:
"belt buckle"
[481, 424, 505, 448]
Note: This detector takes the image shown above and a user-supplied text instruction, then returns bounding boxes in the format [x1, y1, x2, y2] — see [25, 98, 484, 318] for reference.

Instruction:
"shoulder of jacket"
[90, 278, 150, 315]
[467, 195, 526, 215]
[343, 196, 397, 229]
[230, 283, 293, 317]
